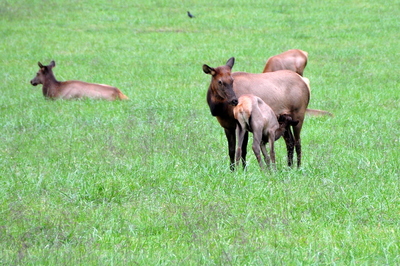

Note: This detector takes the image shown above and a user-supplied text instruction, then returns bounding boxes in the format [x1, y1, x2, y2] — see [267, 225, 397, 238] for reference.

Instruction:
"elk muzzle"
[30, 79, 38, 86]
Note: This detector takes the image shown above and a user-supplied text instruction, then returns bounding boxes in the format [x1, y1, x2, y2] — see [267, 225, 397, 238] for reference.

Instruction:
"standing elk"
[203, 57, 310, 170]
[30, 61, 129, 100]
[262, 49, 308, 76]
[263, 49, 333, 117]
[234, 94, 299, 170]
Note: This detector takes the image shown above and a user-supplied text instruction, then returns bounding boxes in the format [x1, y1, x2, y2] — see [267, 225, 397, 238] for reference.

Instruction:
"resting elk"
[203, 57, 310, 170]
[234, 94, 299, 170]
[30, 61, 129, 100]
[262, 49, 308, 76]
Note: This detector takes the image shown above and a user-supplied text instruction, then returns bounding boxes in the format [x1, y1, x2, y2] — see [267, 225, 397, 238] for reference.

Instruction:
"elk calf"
[30, 61, 129, 100]
[263, 49, 308, 76]
[233, 94, 299, 169]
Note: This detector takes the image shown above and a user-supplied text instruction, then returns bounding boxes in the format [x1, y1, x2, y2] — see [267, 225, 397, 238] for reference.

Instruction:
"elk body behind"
[30, 61, 129, 100]
[234, 94, 299, 169]
[262, 49, 308, 76]
[203, 57, 310, 170]
[262, 50, 333, 117]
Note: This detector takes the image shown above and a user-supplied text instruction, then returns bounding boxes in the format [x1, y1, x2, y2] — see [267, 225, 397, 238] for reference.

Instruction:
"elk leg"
[235, 125, 246, 169]
[283, 128, 295, 167]
[292, 124, 302, 168]
[260, 141, 271, 169]
[268, 133, 277, 170]
[252, 131, 264, 169]
[295, 138, 301, 168]
[241, 131, 249, 169]
[224, 128, 236, 171]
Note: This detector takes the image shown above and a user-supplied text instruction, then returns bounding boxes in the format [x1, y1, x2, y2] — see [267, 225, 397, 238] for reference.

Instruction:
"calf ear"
[38, 62, 44, 68]
[50, 60, 56, 68]
[226, 57, 235, 69]
[203, 64, 216, 75]
[291, 120, 300, 126]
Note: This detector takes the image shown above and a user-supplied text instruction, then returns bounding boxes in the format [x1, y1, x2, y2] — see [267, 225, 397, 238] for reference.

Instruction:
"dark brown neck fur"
[207, 88, 233, 117]
[42, 70, 61, 98]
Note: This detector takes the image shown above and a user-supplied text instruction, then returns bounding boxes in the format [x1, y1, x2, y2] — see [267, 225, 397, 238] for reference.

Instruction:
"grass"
[1, 0, 399, 264]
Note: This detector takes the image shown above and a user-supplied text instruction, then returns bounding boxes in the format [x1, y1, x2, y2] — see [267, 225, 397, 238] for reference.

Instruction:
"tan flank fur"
[30, 61, 128, 100]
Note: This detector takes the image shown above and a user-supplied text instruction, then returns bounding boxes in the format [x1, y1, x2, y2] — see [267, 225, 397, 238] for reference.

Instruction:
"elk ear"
[226, 57, 235, 69]
[38, 62, 44, 68]
[203, 64, 216, 75]
[50, 60, 56, 68]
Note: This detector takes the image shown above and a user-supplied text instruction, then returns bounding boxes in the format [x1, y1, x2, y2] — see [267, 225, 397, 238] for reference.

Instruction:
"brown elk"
[30, 61, 129, 100]
[263, 50, 333, 117]
[262, 49, 308, 76]
[203, 57, 310, 170]
[234, 94, 299, 170]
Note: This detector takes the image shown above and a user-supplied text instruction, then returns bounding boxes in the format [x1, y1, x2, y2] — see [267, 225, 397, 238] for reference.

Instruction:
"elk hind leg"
[260, 142, 271, 168]
[252, 131, 264, 169]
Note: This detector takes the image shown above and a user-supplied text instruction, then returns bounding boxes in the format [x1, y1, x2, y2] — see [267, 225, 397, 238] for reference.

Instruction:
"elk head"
[30, 60, 56, 86]
[203, 57, 238, 106]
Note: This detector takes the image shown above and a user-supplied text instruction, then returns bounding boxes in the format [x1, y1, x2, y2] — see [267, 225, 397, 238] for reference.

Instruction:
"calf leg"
[252, 131, 264, 169]
[260, 142, 271, 167]
[235, 125, 247, 169]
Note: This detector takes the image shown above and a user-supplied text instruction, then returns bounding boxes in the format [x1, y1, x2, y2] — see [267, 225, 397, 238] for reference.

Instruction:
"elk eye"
[218, 80, 223, 86]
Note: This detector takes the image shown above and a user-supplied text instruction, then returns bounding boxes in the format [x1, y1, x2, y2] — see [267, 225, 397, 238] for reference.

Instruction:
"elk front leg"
[224, 128, 236, 171]
[240, 131, 249, 169]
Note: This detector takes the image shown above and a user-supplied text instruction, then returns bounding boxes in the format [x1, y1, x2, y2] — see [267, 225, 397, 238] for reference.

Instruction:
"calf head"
[30, 60, 56, 86]
[274, 114, 300, 140]
[278, 114, 299, 128]
[203, 57, 238, 106]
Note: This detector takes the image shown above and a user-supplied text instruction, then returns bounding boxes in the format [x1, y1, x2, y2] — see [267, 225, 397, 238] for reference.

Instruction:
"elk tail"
[306, 108, 334, 117]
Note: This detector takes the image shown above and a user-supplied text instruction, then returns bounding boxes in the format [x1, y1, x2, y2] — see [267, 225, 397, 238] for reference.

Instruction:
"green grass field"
[1, 0, 399, 264]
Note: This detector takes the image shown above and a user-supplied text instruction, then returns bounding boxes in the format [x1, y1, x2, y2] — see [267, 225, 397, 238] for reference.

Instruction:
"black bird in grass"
[187, 11, 195, 18]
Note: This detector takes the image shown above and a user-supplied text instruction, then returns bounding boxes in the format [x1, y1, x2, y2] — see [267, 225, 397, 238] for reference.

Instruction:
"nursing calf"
[30, 61, 128, 100]
[234, 94, 298, 169]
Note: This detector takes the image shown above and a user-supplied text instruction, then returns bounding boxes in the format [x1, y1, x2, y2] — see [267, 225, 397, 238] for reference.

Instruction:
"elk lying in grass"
[263, 49, 308, 76]
[234, 94, 299, 169]
[203, 57, 310, 170]
[30, 61, 129, 100]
